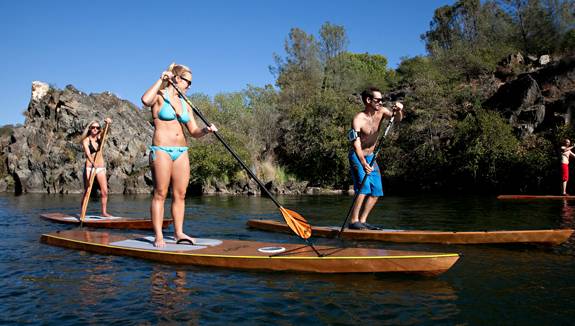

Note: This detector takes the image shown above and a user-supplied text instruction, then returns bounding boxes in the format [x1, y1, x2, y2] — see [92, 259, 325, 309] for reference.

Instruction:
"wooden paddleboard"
[40, 230, 459, 275]
[40, 212, 172, 230]
[247, 219, 573, 245]
[497, 195, 575, 200]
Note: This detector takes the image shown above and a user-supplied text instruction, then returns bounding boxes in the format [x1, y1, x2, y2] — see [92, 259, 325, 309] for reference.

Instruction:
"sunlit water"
[1, 193, 574, 325]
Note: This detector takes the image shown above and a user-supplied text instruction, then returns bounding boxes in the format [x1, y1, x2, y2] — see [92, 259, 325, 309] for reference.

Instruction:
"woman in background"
[80, 118, 112, 217]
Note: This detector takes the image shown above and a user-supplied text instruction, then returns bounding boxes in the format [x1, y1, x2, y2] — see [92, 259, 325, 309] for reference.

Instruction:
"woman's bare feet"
[101, 212, 113, 217]
[175, 233, 196, 244]
[154, 235, 166, 248]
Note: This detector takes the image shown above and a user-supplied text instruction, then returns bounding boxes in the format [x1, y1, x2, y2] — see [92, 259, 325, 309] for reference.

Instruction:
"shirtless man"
[347, 87, 403, 230]
[561, 139, 575, 195]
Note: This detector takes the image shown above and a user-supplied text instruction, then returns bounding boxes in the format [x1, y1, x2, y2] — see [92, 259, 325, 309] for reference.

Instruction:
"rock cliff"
[485, 55, 575, 137]
[1, 82, 153, 194]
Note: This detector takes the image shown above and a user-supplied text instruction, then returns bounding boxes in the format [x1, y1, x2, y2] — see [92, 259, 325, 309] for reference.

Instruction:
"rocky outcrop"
[2, 81, 153, 194]
[485, 55, 575, 137]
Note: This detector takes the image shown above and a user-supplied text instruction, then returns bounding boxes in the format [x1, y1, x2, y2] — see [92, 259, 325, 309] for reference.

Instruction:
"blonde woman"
[81, 118, 112, 217]
[142, 63, 217, 248]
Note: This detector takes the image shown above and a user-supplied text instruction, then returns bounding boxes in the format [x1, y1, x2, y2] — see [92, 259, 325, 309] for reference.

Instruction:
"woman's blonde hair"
[80, 120, 100, 142]
[161, 63, 192, 89]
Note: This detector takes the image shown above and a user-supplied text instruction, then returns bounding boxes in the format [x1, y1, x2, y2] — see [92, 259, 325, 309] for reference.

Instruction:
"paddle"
[167, 80, 316, 248]
[80, 120, 110, 226]
[338, 109, 397, 236]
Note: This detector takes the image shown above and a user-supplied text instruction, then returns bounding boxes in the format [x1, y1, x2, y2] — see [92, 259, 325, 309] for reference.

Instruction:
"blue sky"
[0, 0, 454, 125]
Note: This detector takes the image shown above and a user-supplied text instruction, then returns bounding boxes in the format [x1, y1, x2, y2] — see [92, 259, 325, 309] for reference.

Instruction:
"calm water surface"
[1, 193, 574, 325]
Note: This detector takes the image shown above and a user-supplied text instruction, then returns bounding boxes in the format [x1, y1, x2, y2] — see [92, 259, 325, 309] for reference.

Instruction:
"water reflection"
[561, 199, 574, 226]
[79, 258, 117, 307]
[150, 267, 199, 324]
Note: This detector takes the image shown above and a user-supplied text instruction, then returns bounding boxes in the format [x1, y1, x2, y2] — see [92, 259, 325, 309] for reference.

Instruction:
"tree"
[319, 22, 348, 62]
[423, 0, 517, 79]
[497, 0, 574, 55]
[272, 28, 323, 107]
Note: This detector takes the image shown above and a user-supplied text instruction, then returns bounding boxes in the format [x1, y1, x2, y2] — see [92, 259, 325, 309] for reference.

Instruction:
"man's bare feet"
[101, 213, 113, 217]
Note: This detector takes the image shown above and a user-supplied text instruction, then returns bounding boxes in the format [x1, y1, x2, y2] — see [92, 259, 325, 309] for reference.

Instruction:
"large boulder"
[485, 55, 575, 137]
[2, 81, 154, 194]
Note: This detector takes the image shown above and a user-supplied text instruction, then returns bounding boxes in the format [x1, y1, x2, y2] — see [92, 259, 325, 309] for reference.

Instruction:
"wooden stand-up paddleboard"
[41, 230, 459, 275]
[247, 219, 574, 245]
[40, 213, 172, 230]
[497, 195, 575, 200]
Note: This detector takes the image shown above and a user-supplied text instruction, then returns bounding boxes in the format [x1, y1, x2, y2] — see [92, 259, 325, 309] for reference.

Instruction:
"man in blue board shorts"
[349, 151, 384, 197]
[348, 87, 403, 230]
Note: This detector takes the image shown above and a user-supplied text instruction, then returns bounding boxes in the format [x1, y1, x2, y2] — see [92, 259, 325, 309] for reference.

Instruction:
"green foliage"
[497, 0, 574, 55]
[319, 22, 348, 62]
[188, 128, 250, 185]
[560, 28, 575, 53]
[187, 88, 282, 187]
[278, 89, 356, 186]
[325, 53, 390, 94]
[512, 135, 555, 193]
[450, 109, 520, 188]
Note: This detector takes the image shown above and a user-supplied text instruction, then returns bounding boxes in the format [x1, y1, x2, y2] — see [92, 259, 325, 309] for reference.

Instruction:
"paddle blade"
[279, 207, 312, 239]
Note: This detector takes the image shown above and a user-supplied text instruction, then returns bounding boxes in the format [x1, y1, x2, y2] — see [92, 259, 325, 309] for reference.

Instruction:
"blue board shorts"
[348, 151, 384, 196]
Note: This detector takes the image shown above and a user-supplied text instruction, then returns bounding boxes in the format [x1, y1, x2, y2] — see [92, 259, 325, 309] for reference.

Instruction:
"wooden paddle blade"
[279, 207, 312, 239]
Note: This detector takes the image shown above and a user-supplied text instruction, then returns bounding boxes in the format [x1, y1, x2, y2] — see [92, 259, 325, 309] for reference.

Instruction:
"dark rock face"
[485, 55, 575, 137]
[2, 82, 154, 194]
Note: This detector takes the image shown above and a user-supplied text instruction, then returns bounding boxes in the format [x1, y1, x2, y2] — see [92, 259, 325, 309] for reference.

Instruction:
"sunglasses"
[371, 97, 383, 104]
[179, 76, 192, 87]
[90, 126, 101, 130]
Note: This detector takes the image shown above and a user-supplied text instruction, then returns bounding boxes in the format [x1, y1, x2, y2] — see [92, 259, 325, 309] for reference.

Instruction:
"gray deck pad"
[110, 236, 222, 252]
[63, 215, 122, 221]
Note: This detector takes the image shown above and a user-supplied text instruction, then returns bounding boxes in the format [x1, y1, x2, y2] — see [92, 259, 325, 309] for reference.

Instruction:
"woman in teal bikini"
[141, 63, 217, 248]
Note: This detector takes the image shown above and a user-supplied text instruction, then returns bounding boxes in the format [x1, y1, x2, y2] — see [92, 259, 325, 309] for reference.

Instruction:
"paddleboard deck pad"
[40, 212, 172, 230]
[41, 230, 460, 275]
[247, 219, 573, 245]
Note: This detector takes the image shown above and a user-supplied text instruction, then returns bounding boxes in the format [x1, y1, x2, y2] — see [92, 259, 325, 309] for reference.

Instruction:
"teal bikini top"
[158, 91, 190, 123]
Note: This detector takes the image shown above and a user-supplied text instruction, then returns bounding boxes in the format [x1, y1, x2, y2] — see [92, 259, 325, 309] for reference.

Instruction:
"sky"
[0, 0, 454, 126]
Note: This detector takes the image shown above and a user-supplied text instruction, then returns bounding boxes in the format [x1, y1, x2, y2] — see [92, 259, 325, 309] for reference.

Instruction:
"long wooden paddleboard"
[247, 219, 573, 245]
[40, 212, 172, 230]
[41, 230, 459, 275]
[497, 195, 575, 200]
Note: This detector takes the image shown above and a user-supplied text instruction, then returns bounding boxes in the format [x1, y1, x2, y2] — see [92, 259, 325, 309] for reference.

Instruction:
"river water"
[1, 193, 574, 325]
